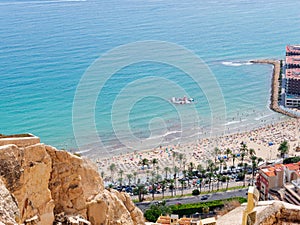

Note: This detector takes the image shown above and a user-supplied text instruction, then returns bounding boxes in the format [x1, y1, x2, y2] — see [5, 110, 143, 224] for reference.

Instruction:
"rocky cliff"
[0, 143, 145, 225]
[216, 200, 300, 225]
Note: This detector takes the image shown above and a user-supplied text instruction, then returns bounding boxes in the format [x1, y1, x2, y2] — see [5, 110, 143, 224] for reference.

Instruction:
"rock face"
[255, 201, 300, 225]
[0, 178, 19, 225]
[216, 200, 300, 225]
[0, 143, 145, 225]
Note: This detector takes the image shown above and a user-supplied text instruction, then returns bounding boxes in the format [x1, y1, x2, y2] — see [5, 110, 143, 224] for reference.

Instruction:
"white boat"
[170, 96, 195, 104]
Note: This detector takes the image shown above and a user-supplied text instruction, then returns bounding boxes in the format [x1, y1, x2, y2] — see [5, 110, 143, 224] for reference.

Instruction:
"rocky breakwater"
[250, 59, 298, 118]
[0, 142, 145, 225]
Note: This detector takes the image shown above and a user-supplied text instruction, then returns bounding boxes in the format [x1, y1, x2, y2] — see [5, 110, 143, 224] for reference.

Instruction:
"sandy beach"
[96, 118, 300, 180]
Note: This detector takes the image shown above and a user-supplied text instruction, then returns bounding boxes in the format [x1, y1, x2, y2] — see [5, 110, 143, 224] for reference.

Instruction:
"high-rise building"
[285, 45, 300, 108]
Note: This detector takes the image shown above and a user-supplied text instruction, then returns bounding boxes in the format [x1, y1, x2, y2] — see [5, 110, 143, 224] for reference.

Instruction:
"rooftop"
[261, 164, 284, 177]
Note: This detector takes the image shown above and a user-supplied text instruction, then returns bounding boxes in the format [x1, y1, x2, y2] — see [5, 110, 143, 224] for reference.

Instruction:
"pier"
[250, 59, 298, 118]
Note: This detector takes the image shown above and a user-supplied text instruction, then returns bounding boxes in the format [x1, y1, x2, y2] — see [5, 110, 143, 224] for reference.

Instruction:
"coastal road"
[135, 188, 248, 212]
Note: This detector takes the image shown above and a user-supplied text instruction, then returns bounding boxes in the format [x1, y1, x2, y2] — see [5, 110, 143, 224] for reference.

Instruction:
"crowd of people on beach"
[97, 118, 300, 182]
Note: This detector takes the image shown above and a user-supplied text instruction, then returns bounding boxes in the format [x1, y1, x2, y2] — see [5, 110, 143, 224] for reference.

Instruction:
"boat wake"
[222, 61, 253, 67]
[224, 119, 247, 126]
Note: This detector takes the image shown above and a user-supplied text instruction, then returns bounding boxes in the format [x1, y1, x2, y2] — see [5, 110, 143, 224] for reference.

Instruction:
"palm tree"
[156, 166, 160, 175]
[172, 151, 177, 169]
[183, 159, 187, 171]
[216, 174, 221, 190]
[141, 158, 149, 169]
[188, 162, 194, 172]
[249, 148, 256, 157]
[197, 164, 205, 190]
[180, 179, 185, 196]
[240, 152, 246, 165]
[257, 157, 264, 165]
[250, 156, 257, 186]
[197, 164, 203, 174]
[117, 177, 123, 186]
[198, 178, 203, 193]
[206, 160, 215, 191]
[146, 170, 150, 182]
[240, 142, 248, 154]
[225, 148, 232, 159]
[153, 174, 162, 200]
[231, 153, 237, 169]
[226, 176, 230, 190]
[109, 163, 116, 183]
[218, 158, 224, 174]
[133, 171, 137, 185]
[240, 143, 248, 180]
[151, 171, 156, 181]
[136, 179, 145, 202]
[150, 177, 156, 201]
[187, 162, 194, 188]
[169, 179, 175, 197]
[118, 169, 124, 186]
[214, 147, 221, 163]
[164, 167, 170, 180]
[178, 153, 184, 169]
[278, 140, 289, 158]
[127, 174, 133, 186]
[243, 163, 247, 187]
[161, 179, 166, 199]
[173, 166, 179, 196]
[155, 174, 162, 183]
[207, 172, 214, 192]
[151, 158, 158, 171]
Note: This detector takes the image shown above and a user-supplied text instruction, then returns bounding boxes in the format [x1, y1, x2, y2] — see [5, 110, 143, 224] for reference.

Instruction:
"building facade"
[256, 162, 300, 205]
[256, 164, 284, 200]
[285, 45, 300, 108]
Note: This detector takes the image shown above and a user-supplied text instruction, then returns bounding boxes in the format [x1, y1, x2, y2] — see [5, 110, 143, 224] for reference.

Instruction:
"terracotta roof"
[261, 164, 284, 177]
[285, 164, 300, 171]
[264, 171, 276, 177]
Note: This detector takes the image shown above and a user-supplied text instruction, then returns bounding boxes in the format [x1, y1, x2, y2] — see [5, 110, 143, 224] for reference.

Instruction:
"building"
[149, 215, 216, 225]
[283, 162, 300, 205]
[255, 164, 284, 200]
[284, 45, 300, 108]
[284, 162, 300, 183]
[256, 162, 300, 205]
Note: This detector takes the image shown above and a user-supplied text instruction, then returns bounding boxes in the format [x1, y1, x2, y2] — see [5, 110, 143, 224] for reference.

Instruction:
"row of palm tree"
[105, 141, 288, 201]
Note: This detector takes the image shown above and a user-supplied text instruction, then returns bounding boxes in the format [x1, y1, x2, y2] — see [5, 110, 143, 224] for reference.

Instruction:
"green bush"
[283, 156, 300, 164]
[144, 201, 172, 222]
[170, 197, 246, 217]
[192, 189, 200, 195]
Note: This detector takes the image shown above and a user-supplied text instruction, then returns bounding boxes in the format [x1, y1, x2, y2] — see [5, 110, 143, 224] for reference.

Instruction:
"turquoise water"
[0, 0, 299, 156]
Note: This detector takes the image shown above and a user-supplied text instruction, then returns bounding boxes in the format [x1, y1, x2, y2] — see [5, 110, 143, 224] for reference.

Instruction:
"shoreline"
[95, 59, 300, 182]
[97, 117, 300, 178]
[250, 59, 298, 118]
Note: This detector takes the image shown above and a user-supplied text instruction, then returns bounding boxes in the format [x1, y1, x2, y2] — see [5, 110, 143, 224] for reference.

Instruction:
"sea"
[0, 0, 299, 158]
